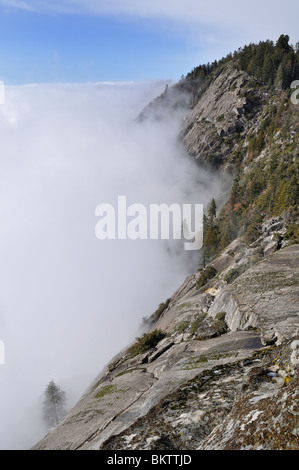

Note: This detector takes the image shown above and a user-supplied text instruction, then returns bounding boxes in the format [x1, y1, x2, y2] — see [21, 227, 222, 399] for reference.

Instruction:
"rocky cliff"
[33, 39, 299, 451]
[33, 240, 299, 450]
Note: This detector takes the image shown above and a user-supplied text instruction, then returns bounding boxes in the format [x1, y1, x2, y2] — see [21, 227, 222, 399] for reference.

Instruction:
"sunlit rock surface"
[33, 244, 299, 450]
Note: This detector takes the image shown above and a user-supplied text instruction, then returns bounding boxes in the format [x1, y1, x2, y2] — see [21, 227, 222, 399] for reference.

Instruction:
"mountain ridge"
[33, 36, 299, 451]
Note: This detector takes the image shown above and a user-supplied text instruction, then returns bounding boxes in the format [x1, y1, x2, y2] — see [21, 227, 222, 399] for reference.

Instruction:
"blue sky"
[0, 0, 298, 84]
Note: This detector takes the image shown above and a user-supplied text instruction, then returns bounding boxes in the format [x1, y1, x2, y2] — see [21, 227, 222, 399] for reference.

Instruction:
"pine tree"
[200, 214, 209, 268]
[43, 380, 67, 429]
[276, 34, 290, 51]
[227, 174, 241, 209]
[207, 198, 217, 224]
[201, 199, 219, 262]
[262, 55, 275, 85]
[203, 224, 219, 256]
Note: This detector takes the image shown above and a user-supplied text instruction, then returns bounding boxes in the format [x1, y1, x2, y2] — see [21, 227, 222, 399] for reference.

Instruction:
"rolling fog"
[0, 81, 224, 449]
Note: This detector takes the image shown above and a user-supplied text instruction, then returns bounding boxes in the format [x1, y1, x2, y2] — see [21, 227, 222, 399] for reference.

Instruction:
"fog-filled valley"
[0, 81, 224, 449]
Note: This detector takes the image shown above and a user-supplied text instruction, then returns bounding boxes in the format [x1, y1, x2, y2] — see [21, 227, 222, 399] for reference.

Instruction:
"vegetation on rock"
[127, 329, 166, 358]
[196, 266, 217, 289]
[190, 35, 299, 265]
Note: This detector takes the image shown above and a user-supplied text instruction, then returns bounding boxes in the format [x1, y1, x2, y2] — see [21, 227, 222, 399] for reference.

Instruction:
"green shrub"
[243, 214, 263, 244]
[285, 223, 299, 243]
[212, 312, 228, 336]
[196, 266, 217, 289]
[127, 329, 166, 358]
[152, 298, 171, 322]
[143, 298, 171, 326]
[190, 313, 208, 335]
[174, 320, 191, 334]
[224, 264, 248, 284]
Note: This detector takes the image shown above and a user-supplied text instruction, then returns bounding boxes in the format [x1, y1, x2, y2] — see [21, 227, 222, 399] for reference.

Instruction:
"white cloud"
[0, 0, 297, 36]
[0, 0, 34, 11]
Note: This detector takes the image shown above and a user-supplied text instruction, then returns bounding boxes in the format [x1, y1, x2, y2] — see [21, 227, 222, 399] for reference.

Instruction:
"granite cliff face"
[33, 240, 299, 450]
[33, 50, 299, 451]
[180, 66, 265, 168]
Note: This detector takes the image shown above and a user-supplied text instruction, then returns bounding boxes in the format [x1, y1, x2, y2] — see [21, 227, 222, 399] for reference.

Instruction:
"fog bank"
[0, 81, 224, 449]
